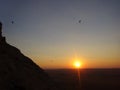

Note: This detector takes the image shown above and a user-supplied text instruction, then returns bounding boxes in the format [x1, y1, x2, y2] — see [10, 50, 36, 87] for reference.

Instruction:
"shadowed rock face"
[0, 22, 58, 90]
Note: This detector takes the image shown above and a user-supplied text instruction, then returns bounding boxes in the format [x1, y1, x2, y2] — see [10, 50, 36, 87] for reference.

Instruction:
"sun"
[74, 61, 81, 68]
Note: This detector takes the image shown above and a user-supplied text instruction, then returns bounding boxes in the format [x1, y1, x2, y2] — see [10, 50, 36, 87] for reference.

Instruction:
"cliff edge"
[0, 22, 58, 90]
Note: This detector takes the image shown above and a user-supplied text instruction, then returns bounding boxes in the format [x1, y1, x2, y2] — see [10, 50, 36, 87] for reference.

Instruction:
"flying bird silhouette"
[78, 20, 82, 23]
[11, 21, 14, 24]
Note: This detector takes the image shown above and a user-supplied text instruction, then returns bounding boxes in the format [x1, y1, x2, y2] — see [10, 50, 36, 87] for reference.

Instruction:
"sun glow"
[74, 61, 81, 68]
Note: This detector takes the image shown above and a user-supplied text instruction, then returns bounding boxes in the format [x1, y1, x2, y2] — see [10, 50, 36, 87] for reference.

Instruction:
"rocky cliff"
[0, 22, 58, 90]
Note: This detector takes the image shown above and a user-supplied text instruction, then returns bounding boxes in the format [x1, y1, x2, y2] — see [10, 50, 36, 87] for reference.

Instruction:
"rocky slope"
[0, 22, 58, 90]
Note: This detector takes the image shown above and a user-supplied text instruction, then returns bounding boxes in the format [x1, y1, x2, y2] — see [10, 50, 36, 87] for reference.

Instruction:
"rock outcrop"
[0, 22, 58, 90]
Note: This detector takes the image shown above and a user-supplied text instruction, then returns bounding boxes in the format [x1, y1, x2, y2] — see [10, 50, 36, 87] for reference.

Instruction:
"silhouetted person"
[0, 22, 2, 38]
[0, 22, 6, 43]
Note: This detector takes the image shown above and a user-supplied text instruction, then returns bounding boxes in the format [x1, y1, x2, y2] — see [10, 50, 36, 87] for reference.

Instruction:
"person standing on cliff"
[0, 22, 2, 38]
[0, 22, 6, 43]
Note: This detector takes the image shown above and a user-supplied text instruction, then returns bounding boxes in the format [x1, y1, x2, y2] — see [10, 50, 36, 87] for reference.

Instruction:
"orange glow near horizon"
[74, 61, 81, 68]
[73, 60, 82, 69]
[31, 55, 120, 69]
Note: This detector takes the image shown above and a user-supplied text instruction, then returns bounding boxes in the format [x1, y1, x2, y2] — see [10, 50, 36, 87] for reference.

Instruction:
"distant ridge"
[0, 22, 58, 90]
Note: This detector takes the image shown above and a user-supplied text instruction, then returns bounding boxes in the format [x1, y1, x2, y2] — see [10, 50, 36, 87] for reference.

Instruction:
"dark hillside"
[0, 22, 58, 90]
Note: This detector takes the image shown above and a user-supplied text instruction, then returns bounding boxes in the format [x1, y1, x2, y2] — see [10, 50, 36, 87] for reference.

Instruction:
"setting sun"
[74, 61, 81, 68]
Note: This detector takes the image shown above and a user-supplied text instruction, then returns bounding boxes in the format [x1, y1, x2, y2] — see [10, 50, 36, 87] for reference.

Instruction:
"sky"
[0, 0, 120, 69]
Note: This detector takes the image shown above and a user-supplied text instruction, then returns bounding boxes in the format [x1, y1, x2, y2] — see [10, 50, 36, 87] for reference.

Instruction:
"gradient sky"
[0, 0, 120, 69]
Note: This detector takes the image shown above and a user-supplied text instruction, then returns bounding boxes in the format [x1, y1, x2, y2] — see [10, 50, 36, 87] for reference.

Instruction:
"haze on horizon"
[0, 0, 120, 69]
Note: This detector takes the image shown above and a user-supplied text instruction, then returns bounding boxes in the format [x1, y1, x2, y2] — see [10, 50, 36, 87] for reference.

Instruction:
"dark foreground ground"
[45, 69, 120, 90]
